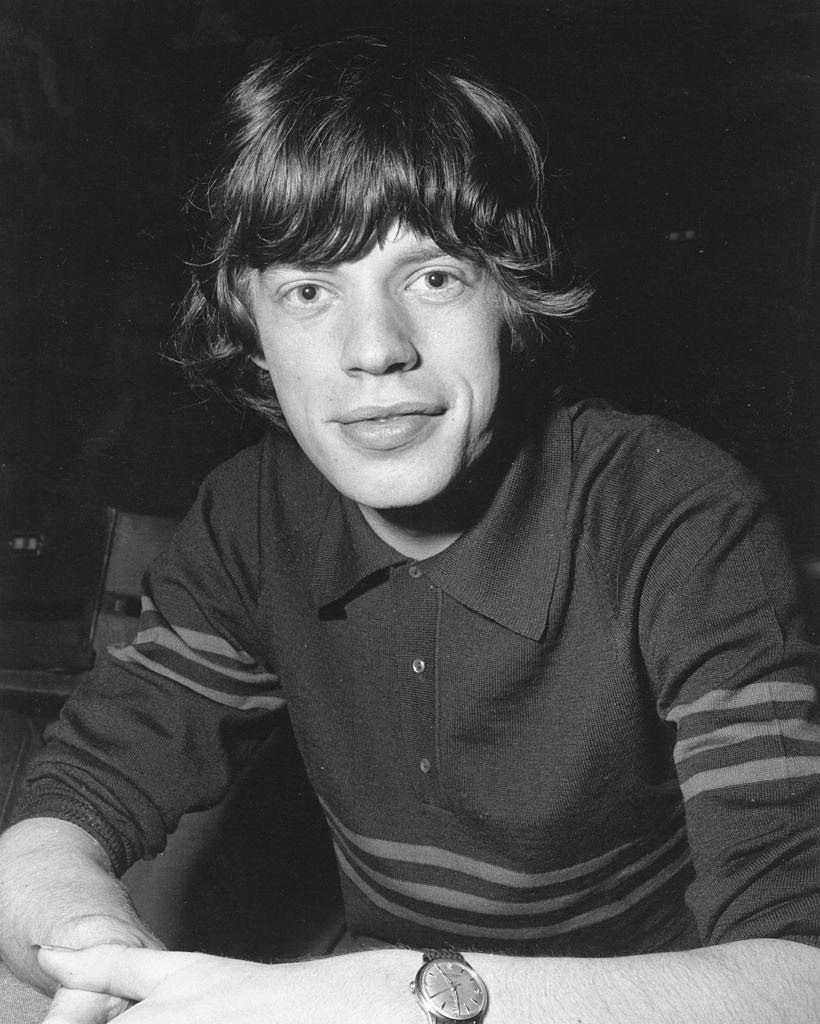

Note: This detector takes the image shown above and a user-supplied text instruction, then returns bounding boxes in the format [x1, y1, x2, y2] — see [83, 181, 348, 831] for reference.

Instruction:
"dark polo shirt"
[16, 401, 820, 955]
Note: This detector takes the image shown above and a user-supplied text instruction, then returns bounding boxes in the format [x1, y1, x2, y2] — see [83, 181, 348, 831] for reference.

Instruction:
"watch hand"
[428, 986, 455, 999]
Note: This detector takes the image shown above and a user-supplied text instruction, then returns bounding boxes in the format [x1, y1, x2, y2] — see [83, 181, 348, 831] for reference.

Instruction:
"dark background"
[1, 0, 817, 562]
[0, 0, 816, 958]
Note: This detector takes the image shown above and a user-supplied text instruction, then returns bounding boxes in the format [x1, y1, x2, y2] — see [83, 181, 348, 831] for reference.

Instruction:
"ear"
[239, 268, 268, 372]
[250, 348, 270, 371]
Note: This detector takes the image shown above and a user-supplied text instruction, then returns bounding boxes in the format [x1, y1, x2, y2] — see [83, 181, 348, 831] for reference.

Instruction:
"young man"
[0, 36, 818, 1024]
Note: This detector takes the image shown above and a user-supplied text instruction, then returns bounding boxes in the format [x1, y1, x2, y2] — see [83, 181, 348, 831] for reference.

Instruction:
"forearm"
[0, 818, 159, 993]
[466, 938, 820, 1024]
[32, 938, 820, 1024]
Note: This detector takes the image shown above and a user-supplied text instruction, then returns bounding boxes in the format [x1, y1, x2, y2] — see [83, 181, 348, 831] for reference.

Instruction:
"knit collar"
[309, 407, 572, 641]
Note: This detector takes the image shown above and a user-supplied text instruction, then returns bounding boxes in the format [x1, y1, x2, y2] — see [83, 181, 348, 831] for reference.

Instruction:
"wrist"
[449, 951, 530, 1024]
[408, 947, 497, 1024]
[315, 947, 422, 1023]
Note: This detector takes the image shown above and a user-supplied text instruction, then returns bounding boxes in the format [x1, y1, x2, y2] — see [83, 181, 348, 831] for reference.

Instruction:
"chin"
[352, 485, 446, 513]
[337, 470, 451, 513]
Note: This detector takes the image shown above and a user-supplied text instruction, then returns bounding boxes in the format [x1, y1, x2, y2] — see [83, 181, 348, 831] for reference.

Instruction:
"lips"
[336, 402, 444, 452]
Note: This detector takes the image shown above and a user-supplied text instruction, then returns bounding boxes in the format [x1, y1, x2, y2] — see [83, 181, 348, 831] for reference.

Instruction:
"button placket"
[393, 561, 440, 802]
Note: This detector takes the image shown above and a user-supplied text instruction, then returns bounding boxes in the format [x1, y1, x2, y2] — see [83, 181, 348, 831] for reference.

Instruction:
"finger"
[36, 945, 205, 1002]
[41, 984, 131, 1024]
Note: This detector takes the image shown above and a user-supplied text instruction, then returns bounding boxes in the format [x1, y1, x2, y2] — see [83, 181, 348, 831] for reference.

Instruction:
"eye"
[408, 268, 465, 299]
[287, 283, 322, 303]
[279, 281, 334, 313]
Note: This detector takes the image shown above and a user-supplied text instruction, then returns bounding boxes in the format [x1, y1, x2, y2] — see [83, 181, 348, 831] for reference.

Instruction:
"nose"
[340, 293, 419, 376]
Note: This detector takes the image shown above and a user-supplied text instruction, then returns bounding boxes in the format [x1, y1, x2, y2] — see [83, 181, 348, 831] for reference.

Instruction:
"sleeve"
[641, 475, 820, 949]
[10, 453, 287, 875]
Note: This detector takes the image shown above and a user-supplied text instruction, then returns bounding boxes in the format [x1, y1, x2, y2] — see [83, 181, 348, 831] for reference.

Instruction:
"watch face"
[417, 959, 488, 1020]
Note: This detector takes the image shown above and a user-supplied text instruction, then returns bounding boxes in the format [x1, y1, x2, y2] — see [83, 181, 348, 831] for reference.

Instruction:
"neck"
[357, 504, 465, 559]
[357, 422, 523, 560]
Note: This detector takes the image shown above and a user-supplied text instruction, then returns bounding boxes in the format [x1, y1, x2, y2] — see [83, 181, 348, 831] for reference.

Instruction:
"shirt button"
[419, 758, 431, 774]
[408, 565, 422, 579]
[412, 658, 425, 674]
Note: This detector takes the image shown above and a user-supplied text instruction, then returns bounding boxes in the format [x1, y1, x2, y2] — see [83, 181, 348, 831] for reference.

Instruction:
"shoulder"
[565, 399, 765, 526]
[561, 401, 775, 601]
[186, 429, 336, 564]
[196, 429, 328, 515]
[151, 430, 332, 609]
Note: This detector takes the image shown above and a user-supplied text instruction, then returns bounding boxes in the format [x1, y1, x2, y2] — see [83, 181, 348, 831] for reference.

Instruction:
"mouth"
[336, 402, 445, 424]
[335, 402, 445, 451]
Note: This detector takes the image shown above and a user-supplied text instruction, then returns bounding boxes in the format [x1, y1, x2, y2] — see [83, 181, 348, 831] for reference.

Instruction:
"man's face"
[250, 225, 505, 513]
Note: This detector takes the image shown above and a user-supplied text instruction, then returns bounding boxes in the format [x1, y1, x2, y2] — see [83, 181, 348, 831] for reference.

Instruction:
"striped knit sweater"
[16, 400, 820, 955]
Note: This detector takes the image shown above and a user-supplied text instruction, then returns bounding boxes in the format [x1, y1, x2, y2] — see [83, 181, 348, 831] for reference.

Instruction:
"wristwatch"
[410, 948, 489, 1023]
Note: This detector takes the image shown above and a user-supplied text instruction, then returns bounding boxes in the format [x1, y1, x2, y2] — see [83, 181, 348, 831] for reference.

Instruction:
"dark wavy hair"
[175, 36, 590, 430]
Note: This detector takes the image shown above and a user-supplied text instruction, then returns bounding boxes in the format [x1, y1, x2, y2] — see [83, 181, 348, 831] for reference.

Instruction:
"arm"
[0, 817, 160, 995]
[35, 937, 820, 1024]
[0, 455, 280, 1021]
[470, 940, 820, 1022]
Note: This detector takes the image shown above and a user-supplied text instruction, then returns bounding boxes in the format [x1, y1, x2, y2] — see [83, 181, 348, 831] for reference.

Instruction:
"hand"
[41, 986, 131, 1024]
[37, 943, 421, 1024]
[0, 819, 159, 1022]
[36, 915, 161, 1024]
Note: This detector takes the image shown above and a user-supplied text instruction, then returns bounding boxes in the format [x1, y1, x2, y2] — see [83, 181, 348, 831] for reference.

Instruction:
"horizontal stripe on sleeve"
[675, 719, 820, 762]
[141, 595, 258, 663]
[124, 625, 272, 685]
[680, 756, 820, 801]
[109, 594, 283, 711]
[665, 681, 816, 725]
[110, 644, 285, 711]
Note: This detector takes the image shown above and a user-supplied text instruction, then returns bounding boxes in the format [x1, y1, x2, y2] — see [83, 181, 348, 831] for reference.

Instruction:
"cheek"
[263, 345, 309, 407]
[268, 359, 335, 451]
[463, 335, 503, 417]
[258, 356, 307, 435]
[475, 370, 502, 429]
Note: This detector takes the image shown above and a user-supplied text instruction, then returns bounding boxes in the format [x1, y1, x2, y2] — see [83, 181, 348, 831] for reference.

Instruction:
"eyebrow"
[392, 244, 451, 265]
[260, 243, 471, 278]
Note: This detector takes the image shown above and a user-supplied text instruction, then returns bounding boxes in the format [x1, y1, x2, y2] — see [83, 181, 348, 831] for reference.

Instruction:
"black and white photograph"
[0, 2, 817, 1022]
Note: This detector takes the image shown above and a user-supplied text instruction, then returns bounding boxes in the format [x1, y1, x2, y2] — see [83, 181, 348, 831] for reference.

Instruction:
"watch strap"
[422, 947, 466, 964]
